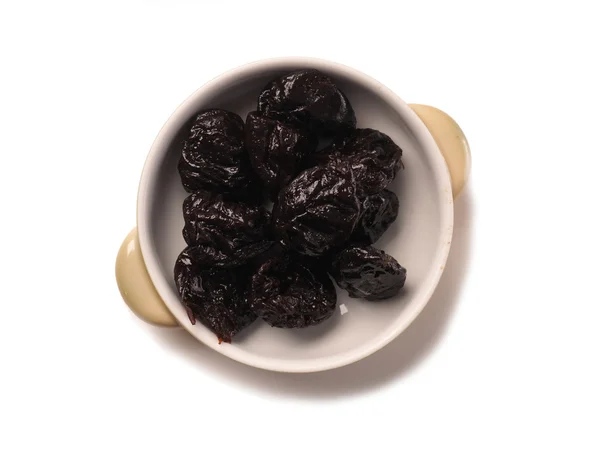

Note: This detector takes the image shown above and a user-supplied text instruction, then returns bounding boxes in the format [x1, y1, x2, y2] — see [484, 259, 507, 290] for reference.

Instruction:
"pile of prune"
[174, 69, 408, 343]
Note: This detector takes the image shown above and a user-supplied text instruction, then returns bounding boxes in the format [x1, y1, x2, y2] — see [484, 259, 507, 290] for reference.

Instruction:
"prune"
[352, 189, 399, 244]
[182, 190, 272, 267]
[250, 252, 337, 328]
[245, 111, 317, 199]
[329, 245, 407, 301]
[313, 128, 403, 197]
[178, 109, 255, 195]
[257, 69, 356, 136]
[174, 248, 256, 343]
[272, 161, 361, 257]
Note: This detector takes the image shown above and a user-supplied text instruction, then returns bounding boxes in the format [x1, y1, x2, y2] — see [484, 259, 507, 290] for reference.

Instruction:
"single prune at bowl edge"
[174, 248, 256, 343]
[245, 111, 317, 199]
[272, 160, 361, 257]
[257, 69, 356, 136]
[352, 189, 399, 244]
[178, 109, 256, 196]
[312, 128, 403, 197]
[329, 244, 407, 301]
[250, 252, 337, 328]
[182, 189, 272, 267]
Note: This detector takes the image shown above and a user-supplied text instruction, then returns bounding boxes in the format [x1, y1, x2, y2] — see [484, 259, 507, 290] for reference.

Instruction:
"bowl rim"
[136, 56, 454, 373]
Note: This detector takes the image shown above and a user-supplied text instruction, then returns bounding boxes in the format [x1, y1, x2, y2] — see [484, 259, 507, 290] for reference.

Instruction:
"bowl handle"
[408, 104, 471, 199]
[115, 228, 179, 327]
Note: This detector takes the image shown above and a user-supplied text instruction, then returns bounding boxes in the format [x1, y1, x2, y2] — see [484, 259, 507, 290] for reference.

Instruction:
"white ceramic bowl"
[117, 57, 469, 373]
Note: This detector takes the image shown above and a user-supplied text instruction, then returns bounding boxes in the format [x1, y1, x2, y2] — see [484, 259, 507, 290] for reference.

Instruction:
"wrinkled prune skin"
[258, 69, 356, 136]
[250, 252, 337, 328]
[178, 109, 255, 195]
[352, 189, 399, 244]
[329, 245, 407, 301]
[245, 111, 317, 199]
[273, 161, 361, 257]
[313, 128, 403, 197]
[183, 243, 270, 268]
[183, 190, 272, 267]
[174, 248, 256, 343]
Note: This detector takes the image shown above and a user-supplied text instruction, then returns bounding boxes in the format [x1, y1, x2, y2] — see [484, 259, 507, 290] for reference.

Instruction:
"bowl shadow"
[142, 189, 473, 399]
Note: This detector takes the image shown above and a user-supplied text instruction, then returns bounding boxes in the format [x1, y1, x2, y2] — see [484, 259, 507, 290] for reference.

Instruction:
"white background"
[1, 1, 599, 448]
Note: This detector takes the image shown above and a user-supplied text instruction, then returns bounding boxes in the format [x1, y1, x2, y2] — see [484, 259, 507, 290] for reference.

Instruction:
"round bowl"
[135, 57, 455, 373]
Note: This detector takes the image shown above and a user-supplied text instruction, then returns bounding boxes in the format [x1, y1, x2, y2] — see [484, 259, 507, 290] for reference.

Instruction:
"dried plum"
[250, 252, 337, 328]
[329, 245, 407, 301]
[258, 69, 356, 136]
[313, 128, 403, 197]
[178, 109, 255, 195]
[174, 248, 256, 343]
[273, 161, 361, 257]
[245, 111, 317, 199]
[352, 189, 399, 244]
[183, 190, 272, 267]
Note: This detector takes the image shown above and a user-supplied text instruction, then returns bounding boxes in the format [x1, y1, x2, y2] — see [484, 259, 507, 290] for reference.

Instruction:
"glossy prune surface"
[313, 128, 403, 197]
[178, 109, 255, 195]
[329, 245, 407, 301]
[174, 248, 256, 343]
[245, 111, 317, 199]
[182, 190, 272, 267]
[272, 161, 361, 257]
[250, 252, 337, 328]
[352, 189, 399, 244]
[257, 69, 356, 136]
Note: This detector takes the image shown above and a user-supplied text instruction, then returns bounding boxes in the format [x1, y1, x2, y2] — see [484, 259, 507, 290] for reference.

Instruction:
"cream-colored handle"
[408, 104, 471, 199]
[115, 228, 178, 327]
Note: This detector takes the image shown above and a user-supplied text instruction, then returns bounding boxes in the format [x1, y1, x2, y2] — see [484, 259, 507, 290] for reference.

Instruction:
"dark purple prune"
[245, 111, 317, 199]
[313, 128, 403, 197]
[272, 161, 361, 257]
[250, 252, 337, 328]
[178, 109, 255, 196]
[174, 248, 256, 343]
[257, 69, 356, 136]
[329, 245, 407, 301]
[352, 189, 399, 244]
[182, 190, 272, 267]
